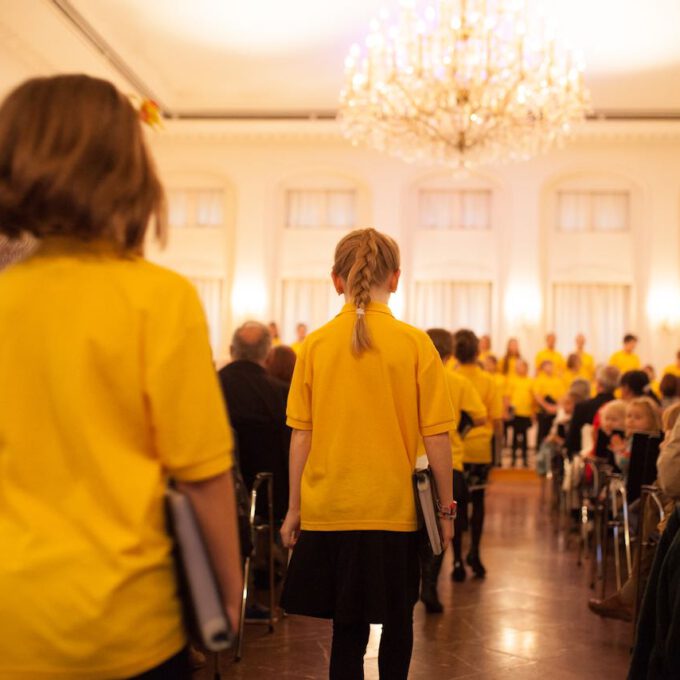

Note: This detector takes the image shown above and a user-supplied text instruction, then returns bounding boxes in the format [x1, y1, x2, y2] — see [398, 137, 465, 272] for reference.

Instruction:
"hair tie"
[356, 307, 366, 316]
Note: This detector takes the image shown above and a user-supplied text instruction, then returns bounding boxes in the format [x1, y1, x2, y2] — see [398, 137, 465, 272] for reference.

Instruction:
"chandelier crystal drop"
[338, 0, 590, 168]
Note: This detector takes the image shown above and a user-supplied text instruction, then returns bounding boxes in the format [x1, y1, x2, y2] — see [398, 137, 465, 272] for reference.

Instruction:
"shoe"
[189, 646, 207, 670]
[588, 594, 633, 622]
[451, 561, 467, 582]
[245, 602, 272, 623]
[466, 552, 487, 578]
[420, 584, 443, 613]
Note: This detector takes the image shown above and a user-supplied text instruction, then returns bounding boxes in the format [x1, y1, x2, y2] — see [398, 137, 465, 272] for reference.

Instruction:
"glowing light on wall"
[646, 284, 680, 330]
[389, 287, 406, 321]
[230, 274, 268, 322]
[504, 283, 542, 326]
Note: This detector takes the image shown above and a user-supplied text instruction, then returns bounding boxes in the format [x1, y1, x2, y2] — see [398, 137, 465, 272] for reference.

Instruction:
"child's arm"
[177, 472, 243, 632]
[424, 432, 455, 545]
[280, 429, 312, 548]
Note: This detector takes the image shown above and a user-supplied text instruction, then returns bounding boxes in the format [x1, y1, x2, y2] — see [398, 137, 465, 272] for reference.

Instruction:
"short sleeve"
[461, 378, 487, 422]
[144, 278, 233, 481]
[286, 340, 313, 430]
[417, 336, 456, 437]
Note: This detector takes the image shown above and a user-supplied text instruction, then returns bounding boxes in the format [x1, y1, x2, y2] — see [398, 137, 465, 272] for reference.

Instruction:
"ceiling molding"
[50, 0, 680, 126]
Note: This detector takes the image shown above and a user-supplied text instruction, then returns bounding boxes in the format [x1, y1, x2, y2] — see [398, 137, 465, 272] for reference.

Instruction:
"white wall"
[146, 121, 680, 370]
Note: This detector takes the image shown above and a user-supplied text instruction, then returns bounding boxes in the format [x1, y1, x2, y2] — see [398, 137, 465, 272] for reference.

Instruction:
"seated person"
[590, 402, 680, 625]
[218, 322, 291, 521]
[659, 373, 679, 410]
[609, 397, 663, 478]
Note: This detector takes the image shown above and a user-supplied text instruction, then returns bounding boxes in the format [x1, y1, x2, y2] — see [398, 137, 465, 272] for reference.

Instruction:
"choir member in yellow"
[507, 359, 535, 467]
[533, 359, 567, 448]
[643, 364, 661, 400]
[453, 330, 504, 578]
[484, 353, 510, 458]
[575, 333, 595, 381]
[420, 329, 487, 603]
[662, 350, 680, 379]
[608, 334, 641, 373]
[535, 332, 566, 376]
[478, 334, 493, 364]
[268, 321, 282, 347]
[290, 322, 308, 355]
[499, 337, 522, 377]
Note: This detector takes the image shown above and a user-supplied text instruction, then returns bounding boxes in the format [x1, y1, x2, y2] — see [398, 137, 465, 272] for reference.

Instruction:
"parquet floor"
[197, 475, 632, 679]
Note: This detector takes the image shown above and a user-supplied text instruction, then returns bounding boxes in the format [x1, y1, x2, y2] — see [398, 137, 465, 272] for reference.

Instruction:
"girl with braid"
[280, 228, 455, 680]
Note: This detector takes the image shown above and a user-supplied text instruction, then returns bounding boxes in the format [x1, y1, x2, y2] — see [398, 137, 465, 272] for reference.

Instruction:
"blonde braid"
[332, 228, 401, 357]
[347, 230, 378, 355]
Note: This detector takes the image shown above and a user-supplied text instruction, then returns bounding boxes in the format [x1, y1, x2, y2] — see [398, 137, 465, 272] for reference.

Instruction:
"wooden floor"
[198, 474, 633, 679]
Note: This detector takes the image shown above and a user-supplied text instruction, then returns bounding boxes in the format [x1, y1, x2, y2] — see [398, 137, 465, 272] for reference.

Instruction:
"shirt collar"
[339, 301, 393, 317]
[34, 236, 130, 258]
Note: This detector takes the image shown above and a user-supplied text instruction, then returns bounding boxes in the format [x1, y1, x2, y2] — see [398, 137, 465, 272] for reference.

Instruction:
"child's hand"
[609, 434, 625, 454]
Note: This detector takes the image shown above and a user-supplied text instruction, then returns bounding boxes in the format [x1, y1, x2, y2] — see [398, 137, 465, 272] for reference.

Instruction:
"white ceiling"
[1, 0, 680, 118]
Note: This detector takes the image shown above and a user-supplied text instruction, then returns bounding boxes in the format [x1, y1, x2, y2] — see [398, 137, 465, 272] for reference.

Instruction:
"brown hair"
[0, 74, 165, 251]
[332, 228, 400, 356]
[265, 345, 297, 385]
[663, 402, 680, 432]
[426, 328, 453, 361]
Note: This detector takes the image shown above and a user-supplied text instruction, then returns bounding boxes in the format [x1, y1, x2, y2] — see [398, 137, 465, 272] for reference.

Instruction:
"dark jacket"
[218, 360, 290, 521]
[565, 391, 615, 457]
[629, 506, 680, 679]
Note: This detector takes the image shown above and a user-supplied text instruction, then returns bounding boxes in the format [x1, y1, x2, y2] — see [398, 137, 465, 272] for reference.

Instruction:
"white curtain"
[412, 281, 492, 334]
[557, 192, 590, 232]
[553, 284, 630, 363]
[188, 276, 223, 356]
[167, 189, 224, 229]
[419, 190, 490, 230]
[280, 279, 343, 342]
[558, 191, 629, 233]
[168, 190, 189, 229]
[592, 192, 628, 232]
[287, 190, 356, 230]
[195, 190, 224, 228]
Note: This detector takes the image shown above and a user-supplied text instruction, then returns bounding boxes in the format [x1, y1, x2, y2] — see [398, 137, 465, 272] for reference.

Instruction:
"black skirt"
[280, 530, 419, 624]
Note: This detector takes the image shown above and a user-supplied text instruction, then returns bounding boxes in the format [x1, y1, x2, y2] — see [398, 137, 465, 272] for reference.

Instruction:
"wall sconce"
[504, 283, 542, 327]
[646, 284, 680, 331]
[230, 274, 268, 322]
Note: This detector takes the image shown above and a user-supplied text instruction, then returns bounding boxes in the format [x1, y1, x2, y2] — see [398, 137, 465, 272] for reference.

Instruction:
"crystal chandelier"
[339, 0, 590, 168]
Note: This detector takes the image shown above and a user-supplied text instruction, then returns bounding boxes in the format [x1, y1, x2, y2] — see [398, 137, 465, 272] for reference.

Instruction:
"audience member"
[535, 332, 566, 375]
[453, 329, 504, 578]
[265, 344, 297, 386]
[609, 333, 641, 373]
[659, 373, 680, 410]
[0, 75, 242, 679]
[566, 365, 620, 457]
[280, 228, 454, 680]
[218, 322, 291, 521]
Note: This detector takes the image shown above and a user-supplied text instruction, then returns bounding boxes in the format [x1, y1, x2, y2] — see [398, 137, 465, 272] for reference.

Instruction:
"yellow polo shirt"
[662, 364, 680, 378]
[577, 351, 596, 380]
[0, 238, 233, 679]
[535, 348, 566, 375]
[287, 302, 455, 532]
[290, 340, 304, 355]
[508, 375, 535, 417]
[499, 355, 518, 377]
[533, 373, 567, 403]
[609, 350, 640, 374]
[454, 364, 503, 464]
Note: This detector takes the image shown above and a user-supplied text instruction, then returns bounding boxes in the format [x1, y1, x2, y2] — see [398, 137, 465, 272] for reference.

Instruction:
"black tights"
[329, 616, 413, 680]
[453, 512, 465, 563]
[469, 488, 485, 555]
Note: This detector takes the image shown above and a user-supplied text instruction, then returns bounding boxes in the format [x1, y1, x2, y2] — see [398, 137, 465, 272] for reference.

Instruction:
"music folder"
[165, 487, 235, 652]
[413, 468, 444, 556]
